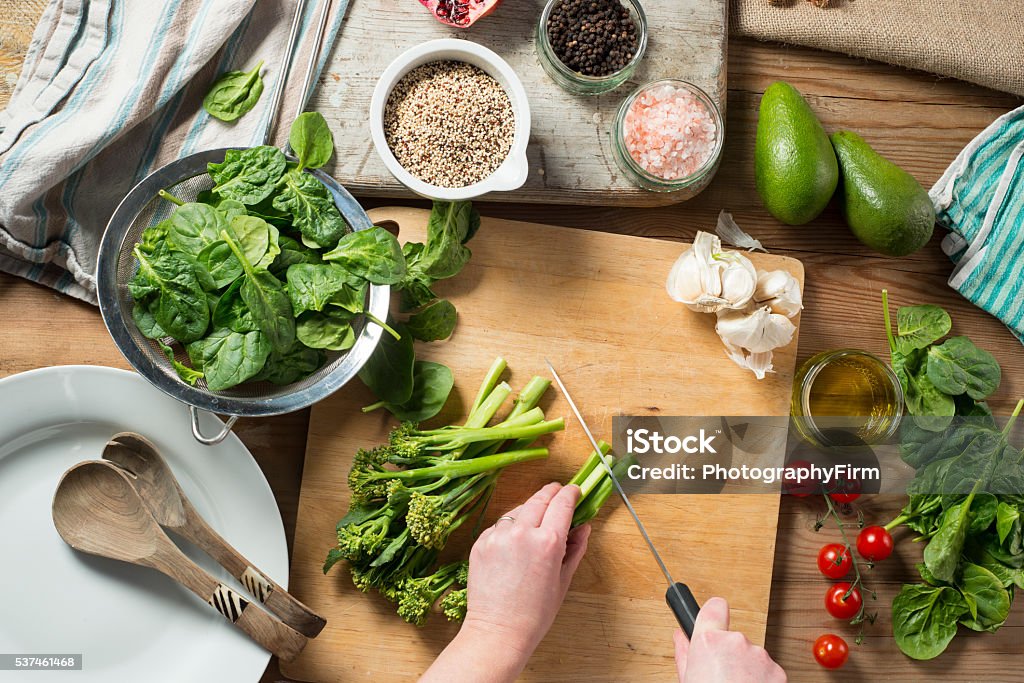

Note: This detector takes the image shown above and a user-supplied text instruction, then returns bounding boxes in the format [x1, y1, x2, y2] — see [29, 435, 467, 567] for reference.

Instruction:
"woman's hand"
[420, 483, 590, 683]
[464, 482, 590, 656]
[674, 597, 786, 683]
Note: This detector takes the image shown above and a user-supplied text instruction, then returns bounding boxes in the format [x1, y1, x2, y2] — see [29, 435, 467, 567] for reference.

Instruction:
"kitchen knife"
[546, 360, 702, 638]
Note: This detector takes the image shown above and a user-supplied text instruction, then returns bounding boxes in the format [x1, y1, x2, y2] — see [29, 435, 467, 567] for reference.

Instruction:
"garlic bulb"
[716, 306, 796, 354]
[666, 231, 757, 313]
[753, 270, 803, 318]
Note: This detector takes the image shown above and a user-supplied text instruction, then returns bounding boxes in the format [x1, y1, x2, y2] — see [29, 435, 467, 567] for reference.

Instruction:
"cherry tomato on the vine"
[857, 525, 894, 562]
[816, 543, 853, 579]
[813, 634, 849, 669]
[824, 582, 862, 620]
[827, 474, 862, 503]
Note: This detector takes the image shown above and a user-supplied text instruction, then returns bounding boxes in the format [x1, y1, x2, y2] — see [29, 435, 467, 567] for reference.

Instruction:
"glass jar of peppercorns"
[536, 0, 648, 95]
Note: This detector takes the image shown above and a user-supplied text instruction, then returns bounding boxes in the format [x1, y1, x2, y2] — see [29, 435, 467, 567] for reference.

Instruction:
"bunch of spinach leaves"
[881, 291, 1024, 660]
[130, 116, 477, 422]
[356, 201, 480, 422]
[130, 112, 402, 392]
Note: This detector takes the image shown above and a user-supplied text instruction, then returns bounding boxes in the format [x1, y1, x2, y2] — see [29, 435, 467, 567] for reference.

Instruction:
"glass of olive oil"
[791, 349, 903, 448]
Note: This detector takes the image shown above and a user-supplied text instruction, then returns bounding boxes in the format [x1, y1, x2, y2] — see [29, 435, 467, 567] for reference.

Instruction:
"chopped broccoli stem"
[466, 381, 511, 429]
[572, 453, 638, 527]
[410, 418, 565, 449]
[469, 357, 508, 418]
[569, 440, 613, 499]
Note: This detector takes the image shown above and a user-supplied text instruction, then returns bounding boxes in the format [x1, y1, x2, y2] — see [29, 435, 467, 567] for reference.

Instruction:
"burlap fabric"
[731, 0, 1024, 97]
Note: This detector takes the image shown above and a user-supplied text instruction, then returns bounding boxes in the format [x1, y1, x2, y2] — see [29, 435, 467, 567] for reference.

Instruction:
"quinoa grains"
[383, 61, 515, 188]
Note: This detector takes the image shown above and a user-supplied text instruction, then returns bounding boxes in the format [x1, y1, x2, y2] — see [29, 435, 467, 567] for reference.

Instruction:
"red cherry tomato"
[857, 525, 894, 562]
[816, 543, 853, 579]
[824, 582, 862, 620]
[813, 634, 849, 669]
[827, 473, 862, 503]
[782, 459, 818, 497]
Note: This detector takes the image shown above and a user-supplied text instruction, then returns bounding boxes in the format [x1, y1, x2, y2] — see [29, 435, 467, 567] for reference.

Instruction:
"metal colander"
[96, 0, 386, 444]
[96, 150, 389, 443]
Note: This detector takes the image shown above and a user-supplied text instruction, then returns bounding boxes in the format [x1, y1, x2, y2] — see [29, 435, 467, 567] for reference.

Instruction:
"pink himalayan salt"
[622, 84, 718, 181]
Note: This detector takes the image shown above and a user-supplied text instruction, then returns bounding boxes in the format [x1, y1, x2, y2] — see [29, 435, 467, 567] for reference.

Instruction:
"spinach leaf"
[138, 219, 170, 255]
[357, 321, 414, 405]
[157, 340, 203, 386]
[323, 227, 406, 285]
[407, 298, 457, 341]
[270, 234, 322, 275]
[418, 200, 475, 279]
[203, 61, 264, 123]
[209, 146, 287, 205]
[996, 502, 1020, 545]
[272, 169, 348, 249]
[290, 111, 333, 171]
[286, 263, 353, 315]
[212, 279, 258, 333]
[228, 215, 272, 266]
[252, 341, 324, 385]
[133, 246, 209, 343]
[197, 241, 242, 289]
[222, 230, 295, 353]
[957, 563, 1010, 632]
[927, 336, 1002, 400]
[363, 360, 453, 423]
[296, 309, 355, 351]
[132, 299, 166, 339]
[969, 494, 999, 534]
[888, 585, 966, 659]
[186, 328, 270, 391]
[892, 584, 968, 660]
[894, 304, 952, 355]
[924, 487, 978, 582]
[166, 202, 229, 256]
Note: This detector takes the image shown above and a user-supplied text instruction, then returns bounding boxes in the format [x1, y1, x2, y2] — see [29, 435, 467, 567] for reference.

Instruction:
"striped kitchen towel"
[930, 104, 1024, 344]
[0, 0, 347, 304]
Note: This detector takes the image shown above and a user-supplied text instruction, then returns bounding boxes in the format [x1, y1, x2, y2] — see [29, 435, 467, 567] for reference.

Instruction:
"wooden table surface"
[3, 12, 1024, 681]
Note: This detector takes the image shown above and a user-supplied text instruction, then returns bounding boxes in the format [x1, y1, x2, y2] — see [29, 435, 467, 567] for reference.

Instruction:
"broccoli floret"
[334, 502, 406, 564]
[395, 562, 463, 626]
[441, 588, 467, 622]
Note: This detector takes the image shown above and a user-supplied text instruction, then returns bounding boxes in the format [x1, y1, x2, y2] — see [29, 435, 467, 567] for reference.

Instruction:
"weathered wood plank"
[312, 0, 727, 207]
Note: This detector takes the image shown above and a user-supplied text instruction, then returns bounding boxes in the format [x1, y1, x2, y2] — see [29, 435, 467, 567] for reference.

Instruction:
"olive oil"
[792, 350, 902, 446]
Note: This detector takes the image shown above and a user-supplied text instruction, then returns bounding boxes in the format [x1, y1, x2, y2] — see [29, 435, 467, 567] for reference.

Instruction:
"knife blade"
[546, 359, 701, 638]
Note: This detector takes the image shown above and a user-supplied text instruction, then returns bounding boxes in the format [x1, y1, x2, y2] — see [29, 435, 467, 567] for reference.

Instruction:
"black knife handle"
[666, 582, 701, 638]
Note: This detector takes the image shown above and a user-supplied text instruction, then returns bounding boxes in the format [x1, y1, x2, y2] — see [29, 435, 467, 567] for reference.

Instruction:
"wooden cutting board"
[312, 0, 727, 207]
[282, 207, 803, 682]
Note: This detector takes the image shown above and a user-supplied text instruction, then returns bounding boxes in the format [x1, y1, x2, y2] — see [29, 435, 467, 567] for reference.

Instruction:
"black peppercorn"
[546, 0, 640, 77]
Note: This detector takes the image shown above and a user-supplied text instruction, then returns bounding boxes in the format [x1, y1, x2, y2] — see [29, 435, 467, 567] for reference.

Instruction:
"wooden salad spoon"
[101, 432, 326, 638]
[51, 460, 308, 662]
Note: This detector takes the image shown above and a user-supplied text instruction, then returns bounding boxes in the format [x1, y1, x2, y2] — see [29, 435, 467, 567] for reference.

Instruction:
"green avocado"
[755, 82, 838, 225]
[831, 131, 935, 257]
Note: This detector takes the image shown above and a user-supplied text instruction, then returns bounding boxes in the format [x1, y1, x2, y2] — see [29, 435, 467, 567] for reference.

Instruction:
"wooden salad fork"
[101, 432, 326, 638]
[52, 460, 308, 662]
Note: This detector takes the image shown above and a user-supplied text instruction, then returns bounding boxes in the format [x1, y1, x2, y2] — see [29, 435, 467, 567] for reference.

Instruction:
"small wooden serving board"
[312, 0, 727, 207]
[282, 207, 803, 682]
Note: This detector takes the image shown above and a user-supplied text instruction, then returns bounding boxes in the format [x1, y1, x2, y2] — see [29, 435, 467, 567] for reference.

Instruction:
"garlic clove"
[716, 306, 796, 354]
[665, 231, 757, 313]
[754, 269, 803, 318]
[721, 339, 776, 380]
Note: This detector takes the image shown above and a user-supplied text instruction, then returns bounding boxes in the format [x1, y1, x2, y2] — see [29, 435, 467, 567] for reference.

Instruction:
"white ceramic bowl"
[369, 39, 531, 201]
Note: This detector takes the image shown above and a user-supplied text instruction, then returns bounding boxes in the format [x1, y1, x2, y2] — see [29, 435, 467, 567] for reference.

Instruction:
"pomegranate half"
[418, 0, 501, 28]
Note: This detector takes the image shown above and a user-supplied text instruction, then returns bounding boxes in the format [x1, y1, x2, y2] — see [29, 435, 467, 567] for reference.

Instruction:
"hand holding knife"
[545, 360, 702, 638]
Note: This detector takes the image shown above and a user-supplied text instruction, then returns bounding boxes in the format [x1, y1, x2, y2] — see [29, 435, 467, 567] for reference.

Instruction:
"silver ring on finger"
[494, 515, 516, 527]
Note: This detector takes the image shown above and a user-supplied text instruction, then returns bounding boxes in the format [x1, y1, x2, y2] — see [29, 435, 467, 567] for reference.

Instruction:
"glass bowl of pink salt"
[612, 79, 724, 195]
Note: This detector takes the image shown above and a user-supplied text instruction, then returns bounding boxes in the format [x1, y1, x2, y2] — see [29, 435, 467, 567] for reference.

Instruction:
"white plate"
[0, 366, 287, 683]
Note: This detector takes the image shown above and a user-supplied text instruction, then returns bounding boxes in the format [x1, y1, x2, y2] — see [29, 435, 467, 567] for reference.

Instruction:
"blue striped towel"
[0, 0, 347, 304]
[930, 104, 1024, 344]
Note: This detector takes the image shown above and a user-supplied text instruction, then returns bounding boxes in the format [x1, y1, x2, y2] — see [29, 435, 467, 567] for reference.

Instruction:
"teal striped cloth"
[0, 0, 347, 304]
[931, 104, 1024, 344]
